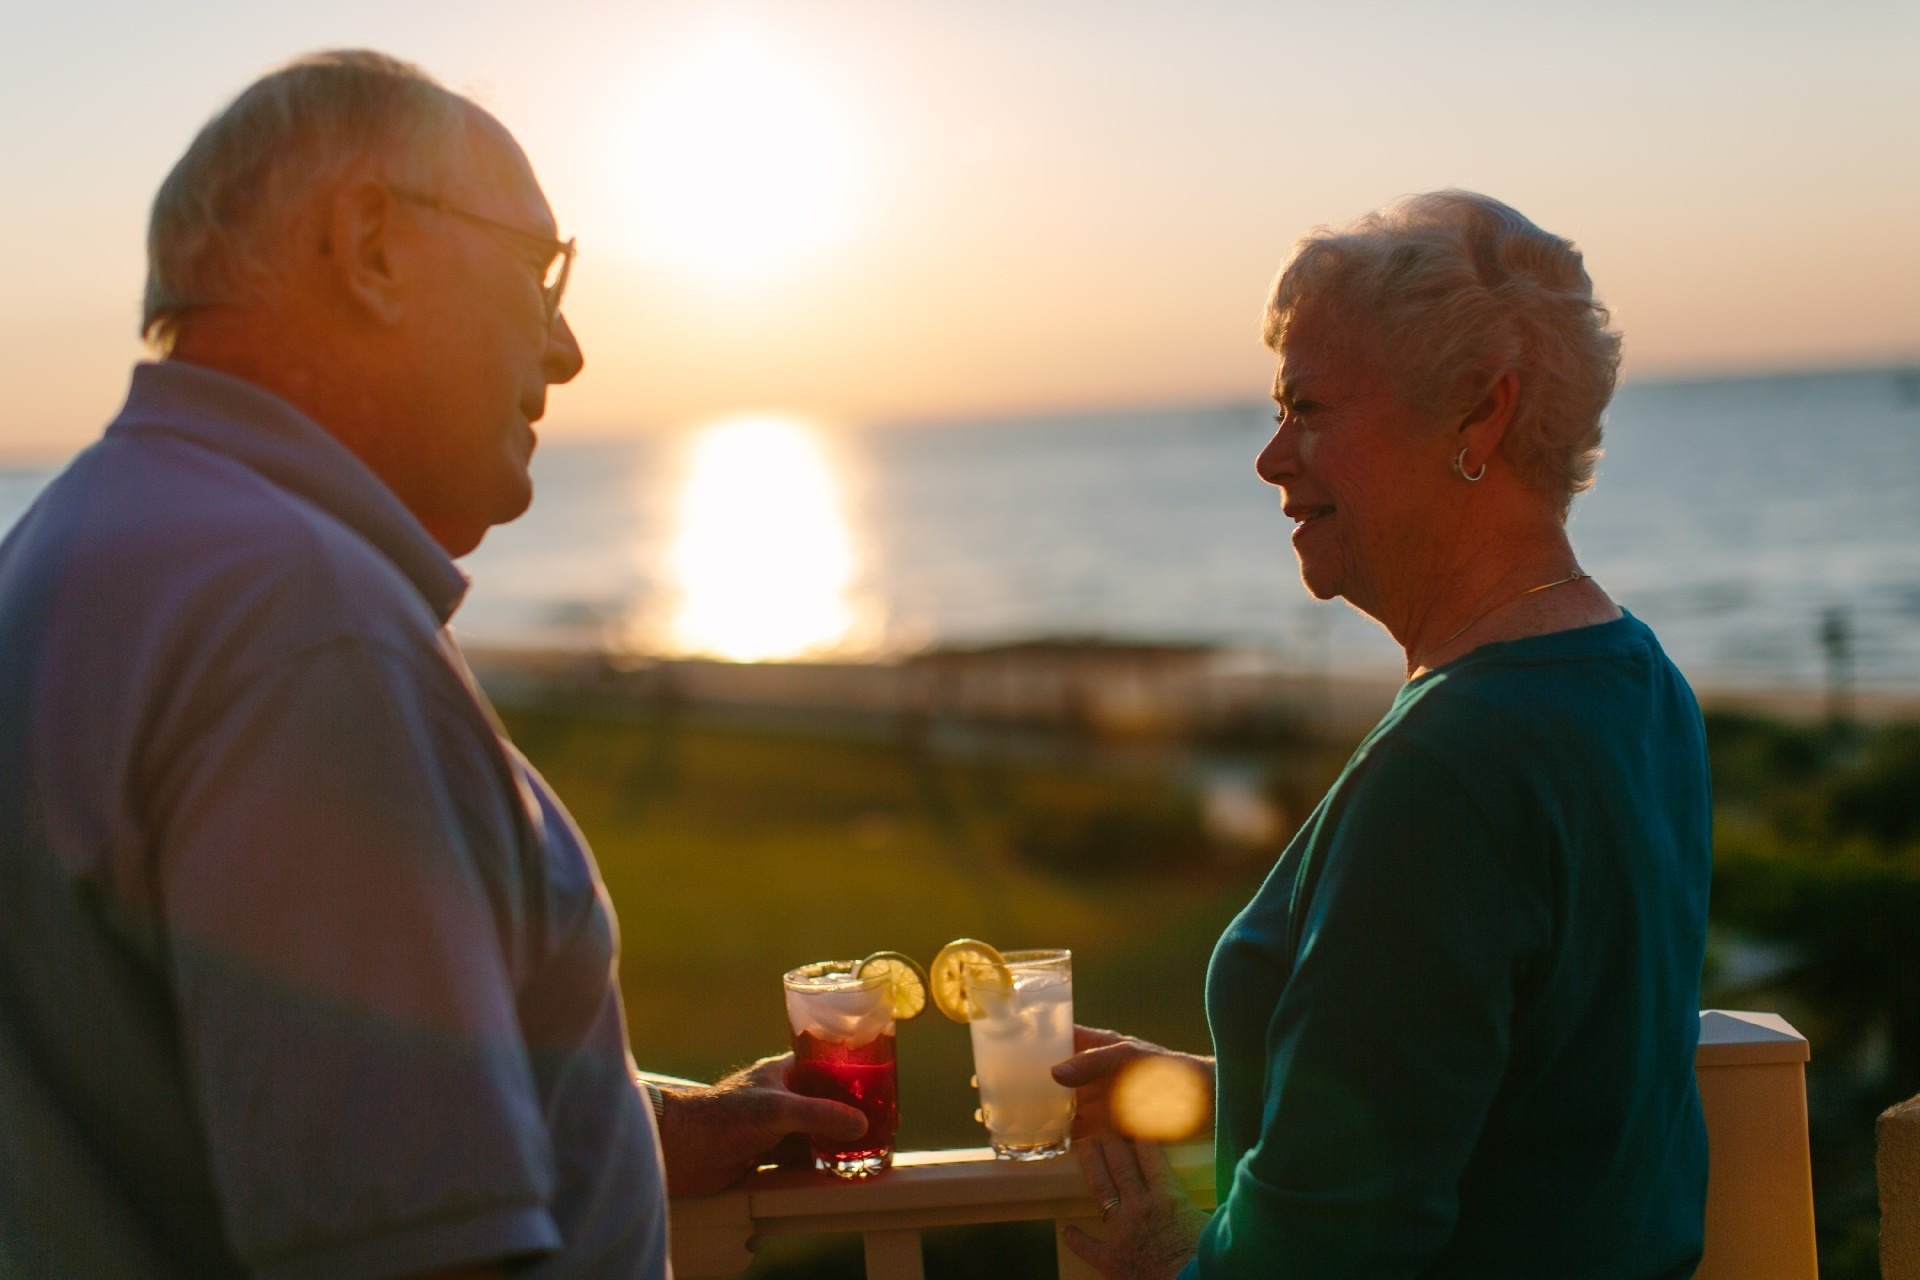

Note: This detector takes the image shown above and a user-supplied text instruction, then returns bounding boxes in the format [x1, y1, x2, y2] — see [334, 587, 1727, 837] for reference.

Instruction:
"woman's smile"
[1286, 503, 1335, 546]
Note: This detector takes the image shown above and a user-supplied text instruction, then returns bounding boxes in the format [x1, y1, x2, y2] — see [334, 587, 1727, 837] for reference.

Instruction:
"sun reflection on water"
[668, 416, 861, 662]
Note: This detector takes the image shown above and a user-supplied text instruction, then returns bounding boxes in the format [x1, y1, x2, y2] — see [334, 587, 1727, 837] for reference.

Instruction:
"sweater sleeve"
[1190, 736, 1552, 1279]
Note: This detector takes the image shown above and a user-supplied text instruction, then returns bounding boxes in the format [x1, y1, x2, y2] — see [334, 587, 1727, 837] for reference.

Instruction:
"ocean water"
[5, 366, 1918, 690]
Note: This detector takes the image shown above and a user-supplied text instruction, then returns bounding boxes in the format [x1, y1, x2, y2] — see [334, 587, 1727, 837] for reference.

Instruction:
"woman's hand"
[1062, 1135, 1209, 1280]
[1052, 1026, 1215, 1140]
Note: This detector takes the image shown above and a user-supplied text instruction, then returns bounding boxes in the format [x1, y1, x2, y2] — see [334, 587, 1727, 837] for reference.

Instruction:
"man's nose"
[544, 312, 584, 385]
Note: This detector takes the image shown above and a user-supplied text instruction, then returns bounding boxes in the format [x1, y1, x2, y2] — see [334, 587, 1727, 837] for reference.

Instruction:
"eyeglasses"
[389, 187, 576, 324]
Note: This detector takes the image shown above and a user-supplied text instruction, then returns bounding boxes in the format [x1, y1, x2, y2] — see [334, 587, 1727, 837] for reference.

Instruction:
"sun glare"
[668, 416, 859, 661]
[606, 20, 869, 282]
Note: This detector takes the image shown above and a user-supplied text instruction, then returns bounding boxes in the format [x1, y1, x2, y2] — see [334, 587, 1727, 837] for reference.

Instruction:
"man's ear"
[1455, 368, 1520, 475]
[322, 178, 407, 327]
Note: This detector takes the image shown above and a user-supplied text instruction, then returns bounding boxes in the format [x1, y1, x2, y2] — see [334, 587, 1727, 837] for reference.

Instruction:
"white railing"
[672, 1010, 1812, 1280]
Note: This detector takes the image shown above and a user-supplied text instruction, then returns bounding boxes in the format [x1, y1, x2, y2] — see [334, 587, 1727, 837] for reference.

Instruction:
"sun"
[604, 20, 870, 283]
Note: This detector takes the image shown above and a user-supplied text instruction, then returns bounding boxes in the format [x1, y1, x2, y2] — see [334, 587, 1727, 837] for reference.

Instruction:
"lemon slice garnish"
[930, 938, 1011, 1023]
[854, 950, 930, 1021]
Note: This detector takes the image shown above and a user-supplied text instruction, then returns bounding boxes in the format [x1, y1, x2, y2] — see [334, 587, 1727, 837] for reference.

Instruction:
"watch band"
[643, 1079, 667, 1126]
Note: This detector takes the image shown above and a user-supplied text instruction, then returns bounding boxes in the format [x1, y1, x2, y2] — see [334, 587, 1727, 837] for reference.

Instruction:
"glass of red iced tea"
[782, 960, 899, 1177]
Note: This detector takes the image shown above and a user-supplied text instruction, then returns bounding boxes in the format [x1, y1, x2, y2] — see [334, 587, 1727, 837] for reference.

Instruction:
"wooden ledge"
[671, 1143, 1214, 1277]
[678, 1143, 1214, 1231]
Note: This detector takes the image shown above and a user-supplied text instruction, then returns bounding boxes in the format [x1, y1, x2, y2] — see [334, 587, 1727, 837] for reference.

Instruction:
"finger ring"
[1099, 1196, 1121, 1222]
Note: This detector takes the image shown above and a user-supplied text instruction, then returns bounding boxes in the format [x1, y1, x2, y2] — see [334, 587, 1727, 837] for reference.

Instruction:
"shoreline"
[465, 643, 1920, 738]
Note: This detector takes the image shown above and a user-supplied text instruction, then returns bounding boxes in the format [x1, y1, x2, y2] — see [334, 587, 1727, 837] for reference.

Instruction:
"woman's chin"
[1290, 542, 1343, 601]
[1295, 562, 1343, 602]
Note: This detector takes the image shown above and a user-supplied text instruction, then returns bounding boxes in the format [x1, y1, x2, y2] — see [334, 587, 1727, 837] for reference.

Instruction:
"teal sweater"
[1190, 614, 1711, 1278]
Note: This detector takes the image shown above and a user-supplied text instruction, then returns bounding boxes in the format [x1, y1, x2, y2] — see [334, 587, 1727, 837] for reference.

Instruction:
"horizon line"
[3, 354, 1916, 467]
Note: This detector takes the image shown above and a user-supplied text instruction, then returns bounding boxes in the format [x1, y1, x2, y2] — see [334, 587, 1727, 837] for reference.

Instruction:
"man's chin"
[426, 490, 529, 559]
[502, 478, 534, 525]
[488, 462, 536, 527]
[428, 518, 491, 559]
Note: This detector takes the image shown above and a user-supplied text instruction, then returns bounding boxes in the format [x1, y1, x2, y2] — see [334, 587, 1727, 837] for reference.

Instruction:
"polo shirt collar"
[106, 360, 470, 624]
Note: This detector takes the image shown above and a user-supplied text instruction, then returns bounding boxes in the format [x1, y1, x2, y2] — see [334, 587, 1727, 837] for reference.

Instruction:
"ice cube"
[844, 1005, 893, 1047]
[1014, 969, 1069, 995]
[787, 981, 890, 1044]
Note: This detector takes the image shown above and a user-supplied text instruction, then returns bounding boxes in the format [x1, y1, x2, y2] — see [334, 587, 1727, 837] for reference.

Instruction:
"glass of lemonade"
[782, 960, 899, 1177]
[964, 949, 1075, 1160]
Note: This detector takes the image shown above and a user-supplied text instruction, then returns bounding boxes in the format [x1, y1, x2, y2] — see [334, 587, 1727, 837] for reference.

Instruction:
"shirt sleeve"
[1189, 736, 1552, 1279]
[150, 634, 562, 1280]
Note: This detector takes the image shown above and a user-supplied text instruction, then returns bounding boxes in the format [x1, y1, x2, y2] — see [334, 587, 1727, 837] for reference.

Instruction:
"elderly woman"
[1054, 191, 1712, 1279]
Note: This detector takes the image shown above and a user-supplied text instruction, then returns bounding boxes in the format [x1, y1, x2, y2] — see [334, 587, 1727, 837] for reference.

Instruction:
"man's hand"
[655, 1054, 867, 1197]
[1051, 1026, 1214, 1140]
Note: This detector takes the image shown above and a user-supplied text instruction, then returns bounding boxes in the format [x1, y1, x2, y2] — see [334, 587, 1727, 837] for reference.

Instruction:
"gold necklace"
[1436, 570, 1591, 648]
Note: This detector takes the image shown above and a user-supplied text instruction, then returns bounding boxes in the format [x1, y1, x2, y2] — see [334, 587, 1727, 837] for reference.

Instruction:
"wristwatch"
[642, 1079, 667, 1126]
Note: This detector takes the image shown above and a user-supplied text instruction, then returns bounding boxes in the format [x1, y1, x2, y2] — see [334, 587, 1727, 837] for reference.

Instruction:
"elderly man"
[0, 50, 862, 1280]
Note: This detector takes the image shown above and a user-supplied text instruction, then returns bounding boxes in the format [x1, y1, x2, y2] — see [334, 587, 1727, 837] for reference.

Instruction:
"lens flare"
[1110, 1054, 1213, 1143]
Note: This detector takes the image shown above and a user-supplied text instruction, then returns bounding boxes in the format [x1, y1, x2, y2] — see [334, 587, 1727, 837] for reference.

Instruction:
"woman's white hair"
[142, 49, 467, 354]
[1264, 190, 1622, 514]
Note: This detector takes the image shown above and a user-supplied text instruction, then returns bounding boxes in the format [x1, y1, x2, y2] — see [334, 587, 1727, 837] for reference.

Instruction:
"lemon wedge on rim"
[930, 938, 1012, 1023]
[854, 950, 930, 1021]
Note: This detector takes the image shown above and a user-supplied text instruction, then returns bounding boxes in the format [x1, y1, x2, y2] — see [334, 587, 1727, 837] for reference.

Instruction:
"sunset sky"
[3, 0, 1916, 458]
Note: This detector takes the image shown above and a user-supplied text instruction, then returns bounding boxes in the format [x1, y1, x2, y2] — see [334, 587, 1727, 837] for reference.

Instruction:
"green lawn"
[498, 698, 1276, 1154]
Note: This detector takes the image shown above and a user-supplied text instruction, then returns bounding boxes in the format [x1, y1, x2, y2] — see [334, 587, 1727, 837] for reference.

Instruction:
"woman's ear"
[1455, 368, 1520, 475]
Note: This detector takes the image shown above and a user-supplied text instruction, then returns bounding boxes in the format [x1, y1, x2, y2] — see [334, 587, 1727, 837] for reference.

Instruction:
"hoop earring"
[1452, 448, 1486, 483]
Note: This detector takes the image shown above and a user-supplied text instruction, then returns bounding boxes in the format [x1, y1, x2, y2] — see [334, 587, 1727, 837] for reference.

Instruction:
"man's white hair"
[1264, 191, 1622, 516]
[142, 49, 467, 354]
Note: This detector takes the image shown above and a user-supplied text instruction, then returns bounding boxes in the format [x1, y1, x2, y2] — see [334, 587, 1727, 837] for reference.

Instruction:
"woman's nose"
[1255, 425, 1294, 486]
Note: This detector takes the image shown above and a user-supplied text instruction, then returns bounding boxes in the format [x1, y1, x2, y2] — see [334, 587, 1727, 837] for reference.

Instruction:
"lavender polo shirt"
[0, 362, 669, 1280]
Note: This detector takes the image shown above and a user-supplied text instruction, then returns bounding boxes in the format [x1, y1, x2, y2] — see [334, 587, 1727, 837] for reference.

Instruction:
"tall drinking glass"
[782, 960, 899, 1177]
[964, 948, 1075, 1160]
